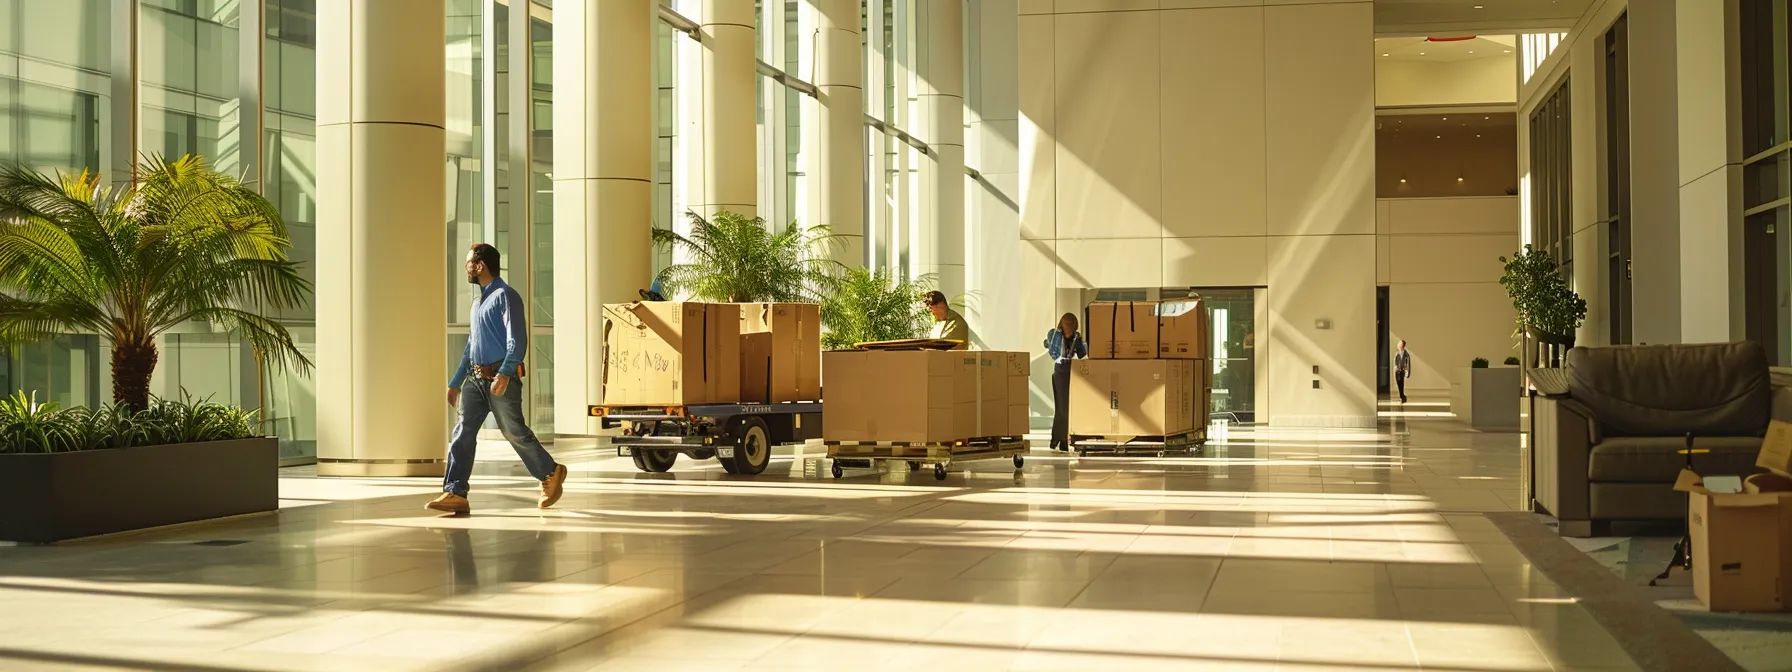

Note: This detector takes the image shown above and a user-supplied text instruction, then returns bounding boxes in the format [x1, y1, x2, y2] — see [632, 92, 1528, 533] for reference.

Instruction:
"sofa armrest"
[1533, 395, 1595, 527]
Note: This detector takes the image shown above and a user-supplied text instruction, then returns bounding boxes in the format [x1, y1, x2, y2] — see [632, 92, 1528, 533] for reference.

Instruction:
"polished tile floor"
[0, 404, 1644, 671]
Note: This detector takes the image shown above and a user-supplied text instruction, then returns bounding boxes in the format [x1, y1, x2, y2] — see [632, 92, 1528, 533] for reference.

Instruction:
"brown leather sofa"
[1532, 342, 1782, 537]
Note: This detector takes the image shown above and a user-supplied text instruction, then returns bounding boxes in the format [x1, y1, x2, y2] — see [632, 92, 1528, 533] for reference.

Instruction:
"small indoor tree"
[1499, 245, 1588, 365]
[0, 155, 313, 411]
[820, 268, 935, 350]
[651, 210, 842, 302]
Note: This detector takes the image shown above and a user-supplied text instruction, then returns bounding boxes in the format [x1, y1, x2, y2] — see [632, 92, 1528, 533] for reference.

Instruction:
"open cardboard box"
[1673, 419, 1792, 612]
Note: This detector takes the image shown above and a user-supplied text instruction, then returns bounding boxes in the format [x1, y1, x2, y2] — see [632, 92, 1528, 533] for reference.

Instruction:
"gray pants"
[1051, 362, 1071, 449]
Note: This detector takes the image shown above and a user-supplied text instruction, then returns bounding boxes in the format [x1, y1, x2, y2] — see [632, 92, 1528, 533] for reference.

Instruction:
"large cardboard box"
[1068, 359, 1198, 437]
[1086, 301, 1158, 359]
[737, 303, 822, 403]
[977, 352, 1007, 437]
[602, 302, 740, 405]
[1674, 468, 1792, 612]
[822, 350, 976, 443]
[1157, 299, 1211, 360]
[1005, 351, 1030, 437]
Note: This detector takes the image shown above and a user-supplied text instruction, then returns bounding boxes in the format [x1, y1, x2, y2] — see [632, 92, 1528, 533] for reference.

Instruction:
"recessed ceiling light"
[1419, 52, 1426, 56]
[1468, 50, 1475, 54]
[1484, 116, 1490, 120]
[1504, 49, 1512, 53]
[1436, 135, 1443, 139]
[1473, 4, 1484, 8]
[1442, 117, 1449, 121]
[1382, 53, 1390, 57]
[1476, 134, 1482, 137]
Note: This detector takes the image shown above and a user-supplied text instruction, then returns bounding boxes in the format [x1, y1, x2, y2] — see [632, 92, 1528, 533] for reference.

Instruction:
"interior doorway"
[1377, 286, 1390, 395]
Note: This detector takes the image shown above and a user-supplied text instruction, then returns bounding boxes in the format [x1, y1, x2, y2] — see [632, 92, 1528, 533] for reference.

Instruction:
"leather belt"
[473, 362, 526, 381]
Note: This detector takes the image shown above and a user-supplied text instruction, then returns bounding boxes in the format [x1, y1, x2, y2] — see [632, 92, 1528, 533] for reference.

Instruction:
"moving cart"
[588, 402, 823, 475]
[823, 437, 1028, 481]
[1069, 427, 1206, 458]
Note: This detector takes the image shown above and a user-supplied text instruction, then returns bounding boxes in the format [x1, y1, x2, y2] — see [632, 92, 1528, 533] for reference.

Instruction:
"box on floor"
[1674, 418, 1792, 612]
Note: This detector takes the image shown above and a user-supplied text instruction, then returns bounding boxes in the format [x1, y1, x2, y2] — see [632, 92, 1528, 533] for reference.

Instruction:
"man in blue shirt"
[427, 243, 567, 515]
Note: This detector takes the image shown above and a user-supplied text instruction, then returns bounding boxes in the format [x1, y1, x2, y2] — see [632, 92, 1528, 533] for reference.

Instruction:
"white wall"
[1019, 0, 1377, 427]
[1378, 197, 1521, 393]
[1376, 57, 1519, 108]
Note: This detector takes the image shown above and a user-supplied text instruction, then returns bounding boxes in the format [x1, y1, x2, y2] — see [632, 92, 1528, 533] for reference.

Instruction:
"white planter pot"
[1451, 367, 1522, 432]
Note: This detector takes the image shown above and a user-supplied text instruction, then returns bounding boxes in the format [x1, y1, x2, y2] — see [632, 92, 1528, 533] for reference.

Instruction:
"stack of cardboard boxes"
[1675, 420, 1792, 612]
[601, 301, 822, 406]
[822, 348, 1030, 443]
[1069, 299, 1212, 438]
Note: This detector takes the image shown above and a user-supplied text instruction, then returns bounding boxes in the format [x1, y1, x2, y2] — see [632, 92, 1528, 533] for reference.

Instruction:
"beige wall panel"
[1375, 57, 1518, 108]
[1020, 239, 1059, 427]
[1388, 234, 1517, 284]
[1676, 0, 1739, 179]
[1384, 197, 1519, 235]
[1680, 165, 1745, 343]
[1164, 0, 1264, 8]
[1266, 234, 1376, 426]
[1376, 199, 1390, 235]
[1053, 11, 1163, 239]
[1264, 2, 1373, 237]
[1019, 14, 1056, 240]
[1160, 7, 1268, 238]
[1057, 0, 1158, 11]
[314, 123, 353, 460]
[1057, 238, 1164, 288]
[1163, 236, 1269, 287]
[1019, 0, 1055, 14]
[314, 0, 351, 127]
[1389, 282, 1516, 392]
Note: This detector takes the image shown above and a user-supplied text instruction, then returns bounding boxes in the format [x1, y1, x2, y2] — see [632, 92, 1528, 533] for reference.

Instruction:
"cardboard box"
[736, 303, 822, 403]
[1674, 468, 1792, 612]
[822, 350, 976, 444]
[977, 352, 1007, 437]
[601, 302, 739, 405]
[1005, 351, 1030, 436]
[1086, 301, 1158, 359]
[1157, 299, 1211, 359]
[1068, 359, 1198, 437]
[1760, 419, 1792, 477]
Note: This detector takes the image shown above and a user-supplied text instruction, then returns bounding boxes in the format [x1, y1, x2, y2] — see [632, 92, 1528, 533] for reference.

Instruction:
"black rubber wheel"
[831, 461, 844, 479]
[634, 449, 677, 473]
[908, 461, 922, 472]
[1013, 455, 1025, 469]
[727, 418, 772, 475]
[933, 463, 948, 481]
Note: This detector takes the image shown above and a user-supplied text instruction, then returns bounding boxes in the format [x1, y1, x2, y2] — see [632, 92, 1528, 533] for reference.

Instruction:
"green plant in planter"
[1504, 356, 1521, 366]
[1499, 245, 1588, 346]
[1471, 357, 1490, 369]
[0, 390, 257, 454]
[651, 210, 843, 302]
[820, 268, 936, 350]
[0, 155, 313, 411]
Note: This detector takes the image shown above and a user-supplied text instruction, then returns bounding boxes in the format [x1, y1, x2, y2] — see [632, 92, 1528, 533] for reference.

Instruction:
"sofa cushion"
[1588, 436, 1763, 482]
[1567, 343, 1770, 437]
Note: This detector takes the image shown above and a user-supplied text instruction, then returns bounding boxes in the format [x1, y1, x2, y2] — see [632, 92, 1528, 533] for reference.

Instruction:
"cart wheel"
[831, 461, 844, 479]
[1156, 450, 1167, 458]
[933, 463, 948, 481]
[1013, 455, 1025, 469]
[726, 418, 772, 476]
[634, 449, 677, 473]
[908, 461, 922, 472]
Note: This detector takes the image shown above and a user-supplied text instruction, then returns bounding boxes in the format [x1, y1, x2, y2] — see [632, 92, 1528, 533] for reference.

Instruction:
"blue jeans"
[443, 376, 558, 497]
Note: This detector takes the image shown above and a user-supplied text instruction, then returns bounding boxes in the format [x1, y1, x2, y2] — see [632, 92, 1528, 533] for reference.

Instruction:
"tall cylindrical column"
[812, 0, 866, 265]
[917, 0, 966, 302]
[553, 0, 654, 436]
[698, 0, 757, 218]
[315, 0, 448, 476]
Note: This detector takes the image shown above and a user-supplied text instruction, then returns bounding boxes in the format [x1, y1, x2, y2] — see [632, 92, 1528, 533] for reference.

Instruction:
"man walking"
[1394, 340, 1412, 404]
[427, 243, 569, 514]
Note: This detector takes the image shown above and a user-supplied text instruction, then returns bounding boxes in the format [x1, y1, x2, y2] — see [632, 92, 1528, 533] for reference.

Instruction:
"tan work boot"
[539, 464, 569, 509]
[426, 493, 470, 514]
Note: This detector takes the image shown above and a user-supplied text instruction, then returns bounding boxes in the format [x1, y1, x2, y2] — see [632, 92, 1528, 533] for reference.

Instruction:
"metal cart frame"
[1069, 428, 1206, 458]
[588, 402, 823, 475]
[823, 437, 1028, 481]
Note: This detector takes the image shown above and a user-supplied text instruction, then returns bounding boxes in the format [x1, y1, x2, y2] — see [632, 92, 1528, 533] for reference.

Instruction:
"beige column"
[812, 0, 866, 265]
[1676, 0, 1745, 343]
[553, 0, 654, 436]
[917, 0, 966, 302]
[315, 0, 448, 477]
[697, 0, 757, 218]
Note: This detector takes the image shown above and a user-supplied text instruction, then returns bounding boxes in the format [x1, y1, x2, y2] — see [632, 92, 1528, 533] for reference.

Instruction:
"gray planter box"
[0, 437, 278, 544]
[1452, 367, 1522, 432]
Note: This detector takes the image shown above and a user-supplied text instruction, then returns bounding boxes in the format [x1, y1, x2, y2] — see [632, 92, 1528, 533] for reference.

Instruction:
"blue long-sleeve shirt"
[1044, 329, 1087, 364]
[449, 277, 527, 388]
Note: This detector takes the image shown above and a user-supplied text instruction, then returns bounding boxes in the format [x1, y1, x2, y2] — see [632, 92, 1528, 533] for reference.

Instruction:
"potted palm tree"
[819, 268, 936, 350]
[651, 210, 841, 302]
[0, 155, 309, 543]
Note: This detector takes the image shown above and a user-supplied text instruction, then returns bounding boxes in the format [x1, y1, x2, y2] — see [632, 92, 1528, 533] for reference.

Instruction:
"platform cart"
[822, 436, 1028, 481]
[588, 402, 823, 475]
[1068, 426, 1206, 458]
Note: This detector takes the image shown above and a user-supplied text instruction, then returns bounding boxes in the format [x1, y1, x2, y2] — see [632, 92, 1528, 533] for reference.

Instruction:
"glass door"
[1165, 288, 1257, 422]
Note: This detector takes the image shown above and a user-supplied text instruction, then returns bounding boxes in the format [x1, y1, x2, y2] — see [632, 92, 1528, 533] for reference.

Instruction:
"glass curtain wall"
[1742, 0, 1792, 365]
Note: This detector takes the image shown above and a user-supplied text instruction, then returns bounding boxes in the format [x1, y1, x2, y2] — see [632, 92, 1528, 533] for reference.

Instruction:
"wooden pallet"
[819, 436, 1028, 480]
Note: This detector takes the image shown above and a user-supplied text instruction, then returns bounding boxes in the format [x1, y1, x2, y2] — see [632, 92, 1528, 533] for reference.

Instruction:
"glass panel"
[530, 332, 553, 430]
[0, 0, 110, 176]
[532, 16, 554, 326]
[265, 0, 318, 461]
[141, 0, 242, 174]
[446, 0, 485, 325]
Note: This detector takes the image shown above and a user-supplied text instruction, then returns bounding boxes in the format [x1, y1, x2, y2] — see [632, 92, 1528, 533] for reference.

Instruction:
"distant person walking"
[925, 291, 969, 349]
[1045, 313, 1088, 452]
[428, 243, 569, 515]
[1394, 340, 1412, 404]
